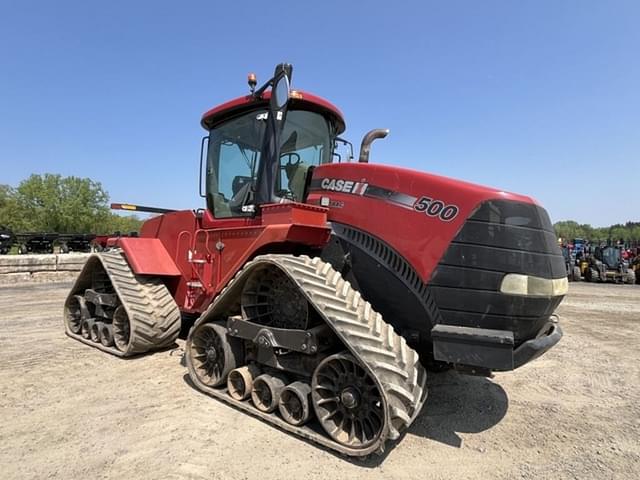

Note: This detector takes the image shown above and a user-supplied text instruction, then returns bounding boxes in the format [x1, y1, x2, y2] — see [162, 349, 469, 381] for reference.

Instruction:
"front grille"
[430, 200, 565, 344]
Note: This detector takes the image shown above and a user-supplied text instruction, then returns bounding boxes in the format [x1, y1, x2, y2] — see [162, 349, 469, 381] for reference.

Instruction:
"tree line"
[0, 174, 142, 234]
[553, 220, 640, 244]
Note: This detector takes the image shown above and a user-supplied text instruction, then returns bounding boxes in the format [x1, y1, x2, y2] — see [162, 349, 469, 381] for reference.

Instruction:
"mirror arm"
[252, 79, 274, 99]
[252, 64, 292, 100]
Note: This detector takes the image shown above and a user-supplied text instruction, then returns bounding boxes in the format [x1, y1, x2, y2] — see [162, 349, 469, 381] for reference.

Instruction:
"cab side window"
[206, 111, 265, 218]
[277, 111, 331, 202]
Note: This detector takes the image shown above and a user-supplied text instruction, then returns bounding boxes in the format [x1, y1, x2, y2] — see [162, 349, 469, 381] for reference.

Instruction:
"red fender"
[107, 237, 181, 276]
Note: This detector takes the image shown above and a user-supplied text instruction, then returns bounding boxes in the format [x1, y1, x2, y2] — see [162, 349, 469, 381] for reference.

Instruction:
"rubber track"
[186, 254, 428, 456]
[63, 249, 181, 357]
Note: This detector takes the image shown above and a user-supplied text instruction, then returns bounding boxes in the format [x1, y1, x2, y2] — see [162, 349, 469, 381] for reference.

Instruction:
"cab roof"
[201, 90, 345, 134]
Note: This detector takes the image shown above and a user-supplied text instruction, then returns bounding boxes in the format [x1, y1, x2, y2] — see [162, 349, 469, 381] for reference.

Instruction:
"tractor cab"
[200, 64, 345, 219]
[596, 246, 623, 270]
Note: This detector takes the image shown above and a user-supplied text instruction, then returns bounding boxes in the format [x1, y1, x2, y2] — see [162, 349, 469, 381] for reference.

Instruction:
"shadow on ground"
[181, 364, 509, 468]
[346, 370, 509, 467]
[409, 370, 509, 447]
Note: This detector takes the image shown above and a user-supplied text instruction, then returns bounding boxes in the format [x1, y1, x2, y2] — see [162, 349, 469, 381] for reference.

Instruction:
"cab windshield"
[206, 109, 332, 218]
[601, 248, 621, 269]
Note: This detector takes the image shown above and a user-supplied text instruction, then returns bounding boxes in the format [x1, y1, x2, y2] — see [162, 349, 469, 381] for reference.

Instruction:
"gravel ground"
[0, 281, 638, 479]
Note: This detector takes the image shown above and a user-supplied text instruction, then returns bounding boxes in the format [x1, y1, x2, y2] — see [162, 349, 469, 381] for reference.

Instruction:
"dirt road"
[1, 282, 638, 479]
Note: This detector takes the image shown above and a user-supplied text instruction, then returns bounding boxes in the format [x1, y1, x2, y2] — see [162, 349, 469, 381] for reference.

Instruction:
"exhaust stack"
[358, 128, 389, 163]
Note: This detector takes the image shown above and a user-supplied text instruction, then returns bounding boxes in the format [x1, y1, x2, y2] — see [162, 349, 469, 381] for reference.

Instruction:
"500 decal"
[413, 196, 459, 221]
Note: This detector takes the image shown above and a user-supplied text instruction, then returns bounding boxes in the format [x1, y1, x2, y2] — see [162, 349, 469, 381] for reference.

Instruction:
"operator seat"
[212, 193, 231, 217]
[285, 161, 310, 201]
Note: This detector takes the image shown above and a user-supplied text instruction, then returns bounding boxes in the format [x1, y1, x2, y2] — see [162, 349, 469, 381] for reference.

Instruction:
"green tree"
[1, 175, 144, 235]
[555, 220, 640, 245]
[0, 184, 20, 229]
[8, 174, 110, 233]
[104, 213, 143, 235]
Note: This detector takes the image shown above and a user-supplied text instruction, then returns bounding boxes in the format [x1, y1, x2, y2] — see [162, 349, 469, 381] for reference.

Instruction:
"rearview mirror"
[273, 74, 290, 109]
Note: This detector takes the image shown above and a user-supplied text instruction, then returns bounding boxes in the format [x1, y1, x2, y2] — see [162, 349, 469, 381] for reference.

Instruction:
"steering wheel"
[280, 152, 301, 167]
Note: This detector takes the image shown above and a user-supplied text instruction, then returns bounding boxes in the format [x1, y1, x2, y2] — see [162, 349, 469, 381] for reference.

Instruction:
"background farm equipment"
[58, 234, 96, 253]
[0, 226, 14, 254]
[561, 245, 582, 281]
[584, 246, 635, 284]
[15, 233, 57, 254]
[628, 252, 640, 284]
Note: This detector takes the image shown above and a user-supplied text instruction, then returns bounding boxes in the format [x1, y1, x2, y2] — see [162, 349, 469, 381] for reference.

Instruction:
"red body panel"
[201, 90, 345, 133]
[309, 162, 537, 283]
[109, 237, 182, 276]
[136, 204, 330, 314]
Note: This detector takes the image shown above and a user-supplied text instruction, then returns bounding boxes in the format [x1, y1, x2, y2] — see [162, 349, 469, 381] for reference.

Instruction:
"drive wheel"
[241, 266, 309, 329]
[188, 322, 241, 387]
[312, 352, 384, 449]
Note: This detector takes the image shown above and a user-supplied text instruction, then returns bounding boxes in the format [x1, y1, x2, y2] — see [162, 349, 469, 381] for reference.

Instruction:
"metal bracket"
[226, 316, 332, 354]
[84, 289, 118, 307]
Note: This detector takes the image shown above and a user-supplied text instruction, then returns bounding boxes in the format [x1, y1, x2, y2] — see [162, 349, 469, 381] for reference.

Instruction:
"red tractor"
[64, 64, 567, 456]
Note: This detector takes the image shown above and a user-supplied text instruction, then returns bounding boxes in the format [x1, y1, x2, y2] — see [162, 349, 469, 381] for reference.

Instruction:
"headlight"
[500, 274, 568, 297]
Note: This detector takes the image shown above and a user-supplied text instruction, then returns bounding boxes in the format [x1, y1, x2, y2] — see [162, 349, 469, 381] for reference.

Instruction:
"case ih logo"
[320, 178, 369, 195]
[314, 177, 459, 222]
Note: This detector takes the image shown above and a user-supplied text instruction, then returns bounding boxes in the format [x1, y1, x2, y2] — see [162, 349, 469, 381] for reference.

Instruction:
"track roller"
[227, 365, 261, 401]
[100, 323, 115, 347]
[90, 321, 103, 343]
[251, 373, 287, 413]
[278, 381, 312, 426]
[81, 318, 95, 340]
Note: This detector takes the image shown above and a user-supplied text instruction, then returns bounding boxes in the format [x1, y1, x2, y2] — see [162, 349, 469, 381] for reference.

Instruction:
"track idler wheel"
[227, 365, 261, 401]
[188, 322, 242, 387]
[113, 305, 130, 351]
[251, 373, 287, 413]
[312, 353, 384, 449]
[81, 318, 95, 340]
[100, 323, 115, 347]
[278, 381, 312, 426]
[65, 294, 91, 334]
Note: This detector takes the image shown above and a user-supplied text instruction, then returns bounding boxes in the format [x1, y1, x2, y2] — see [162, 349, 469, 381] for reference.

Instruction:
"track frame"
[186, 254, 427, 456]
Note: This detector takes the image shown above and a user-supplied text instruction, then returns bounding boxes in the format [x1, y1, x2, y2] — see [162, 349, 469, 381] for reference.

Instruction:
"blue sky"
[1, 1, 638, 226]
